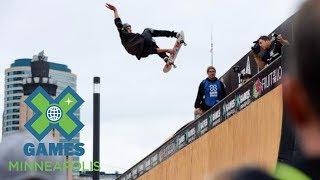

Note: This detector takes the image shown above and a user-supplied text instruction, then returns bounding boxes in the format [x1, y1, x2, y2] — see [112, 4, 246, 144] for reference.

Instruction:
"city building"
[3, 59, 31, 135]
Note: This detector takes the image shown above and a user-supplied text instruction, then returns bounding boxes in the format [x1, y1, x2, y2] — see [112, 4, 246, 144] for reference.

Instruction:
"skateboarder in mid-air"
[105, 3, 184, 66]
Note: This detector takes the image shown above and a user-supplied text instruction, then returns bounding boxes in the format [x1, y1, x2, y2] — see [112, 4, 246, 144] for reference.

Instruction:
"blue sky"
[0, 0, 302, 173]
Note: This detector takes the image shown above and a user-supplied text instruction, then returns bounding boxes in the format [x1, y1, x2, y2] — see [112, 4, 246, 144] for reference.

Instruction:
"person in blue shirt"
[194, 66, 226, 117]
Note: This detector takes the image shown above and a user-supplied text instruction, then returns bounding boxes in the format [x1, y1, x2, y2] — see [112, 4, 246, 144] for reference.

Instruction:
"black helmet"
[123, 23, 131, 29]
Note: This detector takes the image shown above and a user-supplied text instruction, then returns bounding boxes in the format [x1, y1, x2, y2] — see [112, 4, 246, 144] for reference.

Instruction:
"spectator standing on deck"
[194, 66, 226, 118]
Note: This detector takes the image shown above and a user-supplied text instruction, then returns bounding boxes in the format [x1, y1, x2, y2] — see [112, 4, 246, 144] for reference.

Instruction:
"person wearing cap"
[194, 66, 226, 118]
[105, 3, 183, 66]
[252, 34, 289, 70]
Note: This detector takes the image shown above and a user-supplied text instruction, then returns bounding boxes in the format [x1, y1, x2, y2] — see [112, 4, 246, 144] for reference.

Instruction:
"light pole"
[93, 77, 100, 180]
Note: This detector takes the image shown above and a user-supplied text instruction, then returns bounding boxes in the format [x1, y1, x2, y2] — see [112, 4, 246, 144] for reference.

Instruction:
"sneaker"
[176, 31, 184, 42]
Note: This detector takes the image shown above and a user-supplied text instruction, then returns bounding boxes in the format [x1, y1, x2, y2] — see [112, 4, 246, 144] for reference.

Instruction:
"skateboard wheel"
[180, 40, 187, 46]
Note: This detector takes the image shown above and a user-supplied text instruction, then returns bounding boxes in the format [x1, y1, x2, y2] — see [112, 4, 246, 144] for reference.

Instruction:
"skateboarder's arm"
[106, 3, 120, 20]
[194, 82, 205, 108]
[114, 18, 123, 30]
[113, 9, 120, 19]
[106, 3, 123, 30]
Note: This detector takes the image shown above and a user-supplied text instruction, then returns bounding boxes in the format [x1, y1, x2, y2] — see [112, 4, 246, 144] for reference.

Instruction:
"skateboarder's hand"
[167, 49, 175, 56]
[194, 108, 203, 116]
[105, 3, 117, 11]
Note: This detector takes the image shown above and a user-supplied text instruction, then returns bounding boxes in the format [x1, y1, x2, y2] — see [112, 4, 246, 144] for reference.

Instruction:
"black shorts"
[141, 29, 158, 57]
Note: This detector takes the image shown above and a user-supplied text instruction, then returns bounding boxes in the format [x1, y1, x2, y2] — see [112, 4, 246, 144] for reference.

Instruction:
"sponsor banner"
[186, 127, 196, 143]
[223, 97, 237, 119]
[159, 140, 177, 162]
[138, 163, 144, 176]
[210, 108, 222, 128]
[252, 60, 282, 99]
[177, 133, 186, 149]
[132, 168, 138, 179]
[144, 159, 151, 171]
[126, 172, 132, 180]
[198, 118, 208, 135]
[236, 89, 252, 111]
[151, 154, 158, 167]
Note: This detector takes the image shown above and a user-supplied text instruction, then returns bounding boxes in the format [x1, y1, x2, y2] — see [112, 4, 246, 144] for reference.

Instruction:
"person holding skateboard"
[105, 3, 184, 66]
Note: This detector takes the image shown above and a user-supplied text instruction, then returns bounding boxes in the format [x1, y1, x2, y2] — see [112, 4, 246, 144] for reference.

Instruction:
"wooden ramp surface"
[138, 86, 283, 180]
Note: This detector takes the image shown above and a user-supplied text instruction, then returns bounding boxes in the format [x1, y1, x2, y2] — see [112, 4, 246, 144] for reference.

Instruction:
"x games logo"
[24, 86, 84, 141]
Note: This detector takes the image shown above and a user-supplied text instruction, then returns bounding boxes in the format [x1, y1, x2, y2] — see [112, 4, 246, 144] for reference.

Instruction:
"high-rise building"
[3, 59, 31, 135]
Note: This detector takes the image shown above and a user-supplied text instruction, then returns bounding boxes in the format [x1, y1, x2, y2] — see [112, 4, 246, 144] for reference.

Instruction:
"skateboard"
[163, 31, 186, 73]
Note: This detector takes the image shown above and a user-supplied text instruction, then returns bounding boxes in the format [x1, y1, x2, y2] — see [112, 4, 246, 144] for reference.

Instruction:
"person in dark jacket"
[105, 3, 183, 66]
[194, 66, 226, 117]
[252, 34, 289, 71]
